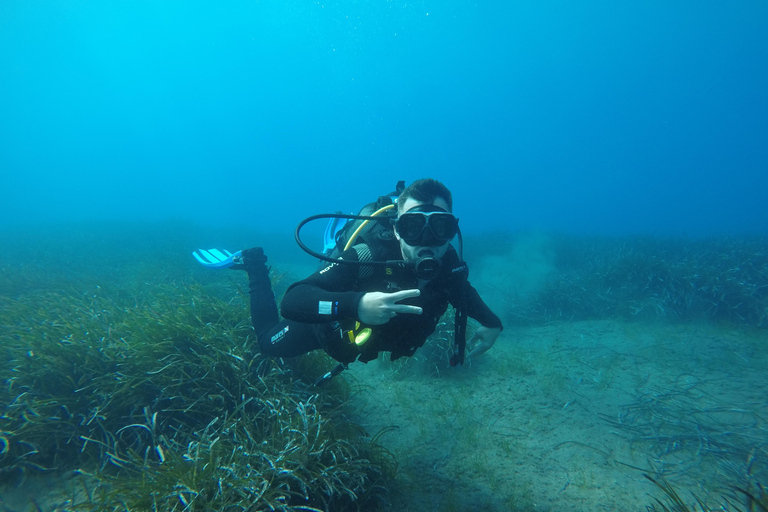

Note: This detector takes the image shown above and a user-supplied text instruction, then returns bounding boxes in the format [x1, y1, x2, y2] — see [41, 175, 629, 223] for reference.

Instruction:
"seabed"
[1, 226, 766, 511]
[348, 319, 768, 511]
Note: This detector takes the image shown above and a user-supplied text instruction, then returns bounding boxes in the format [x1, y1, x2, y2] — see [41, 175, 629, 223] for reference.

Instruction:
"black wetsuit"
[248, 239, 502, 364]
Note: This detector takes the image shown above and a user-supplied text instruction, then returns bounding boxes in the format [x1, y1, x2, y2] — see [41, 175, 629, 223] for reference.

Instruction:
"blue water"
[2, 4, 768, 509]
[1, 1, 767, 237]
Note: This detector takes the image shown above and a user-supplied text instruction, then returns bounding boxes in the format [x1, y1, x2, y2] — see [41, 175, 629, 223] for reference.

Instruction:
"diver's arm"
[282, 278, 422, 325]
[281, 246, 420, 324]
[461, 283, 503, 357]
[281, 242, 423, 325]
[442, 247, 503, 330]
[280, 259, 366, 325]
[463, 284, 503, 330]
[467, 326, 502, 358]
[280, 283, 365, 323]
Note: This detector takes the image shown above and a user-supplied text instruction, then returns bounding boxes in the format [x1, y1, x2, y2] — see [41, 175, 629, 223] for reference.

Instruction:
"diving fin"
[192, 248, 243, 269]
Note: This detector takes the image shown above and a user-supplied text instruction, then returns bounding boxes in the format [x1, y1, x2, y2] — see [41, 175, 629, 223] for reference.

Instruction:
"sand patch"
[346, 320, 768, 511]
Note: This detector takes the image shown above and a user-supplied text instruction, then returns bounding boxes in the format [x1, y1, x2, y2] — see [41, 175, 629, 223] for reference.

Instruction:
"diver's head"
[393, 179, 458, 277]
[397, 178, 454, 214]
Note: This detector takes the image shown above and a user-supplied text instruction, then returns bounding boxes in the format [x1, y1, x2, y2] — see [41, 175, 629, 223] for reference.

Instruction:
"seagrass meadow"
[1, 224, 767, 511]
[0, 223, 395, 511]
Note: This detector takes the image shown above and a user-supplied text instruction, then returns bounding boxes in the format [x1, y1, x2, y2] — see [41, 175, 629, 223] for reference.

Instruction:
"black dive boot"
[240, 247, 268, 273]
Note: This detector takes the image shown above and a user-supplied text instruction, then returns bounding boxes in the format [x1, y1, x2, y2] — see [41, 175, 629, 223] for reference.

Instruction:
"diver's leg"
[241, 247, 354, 362]
[259, 321, 358, 363]
[258, 320, 322, 357]
[242, 247, 322, 357]
[242, 247, 279, 334]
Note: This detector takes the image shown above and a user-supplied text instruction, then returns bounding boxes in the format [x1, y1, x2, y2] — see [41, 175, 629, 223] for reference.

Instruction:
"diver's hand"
[467, 326, 502, 358]
[358, 289, 423, 325]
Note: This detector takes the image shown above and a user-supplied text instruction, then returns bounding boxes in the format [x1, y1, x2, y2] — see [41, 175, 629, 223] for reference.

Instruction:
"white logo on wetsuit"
[318, 301, 333, 315]
[270, 326, 289, 345]
[319, 263, 338, 274]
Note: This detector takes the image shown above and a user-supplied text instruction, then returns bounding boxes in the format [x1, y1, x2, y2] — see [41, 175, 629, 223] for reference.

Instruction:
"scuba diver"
[194, 178, 502, 380]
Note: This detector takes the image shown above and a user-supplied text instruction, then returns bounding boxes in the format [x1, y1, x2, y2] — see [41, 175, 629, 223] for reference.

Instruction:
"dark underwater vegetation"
[0, 222, 395, 511]
[465, 232, 768, 328]
[0, 222, 766, 511]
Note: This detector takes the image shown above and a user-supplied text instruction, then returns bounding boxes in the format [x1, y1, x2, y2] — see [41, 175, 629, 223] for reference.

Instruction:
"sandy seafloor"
[344, 319, 768, 511]
[1, 260, 766, 511]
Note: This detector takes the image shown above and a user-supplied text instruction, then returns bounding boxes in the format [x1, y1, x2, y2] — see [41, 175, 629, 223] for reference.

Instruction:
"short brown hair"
[398, 178, 453, 212]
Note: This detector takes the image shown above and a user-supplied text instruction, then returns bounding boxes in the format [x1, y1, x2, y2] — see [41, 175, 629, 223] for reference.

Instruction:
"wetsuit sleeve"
[280, 249, 367, 323]
[462, 282, 503, 330]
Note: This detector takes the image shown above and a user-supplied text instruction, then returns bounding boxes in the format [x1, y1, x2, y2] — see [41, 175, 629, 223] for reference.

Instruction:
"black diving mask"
[395, 210, 459, 247]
